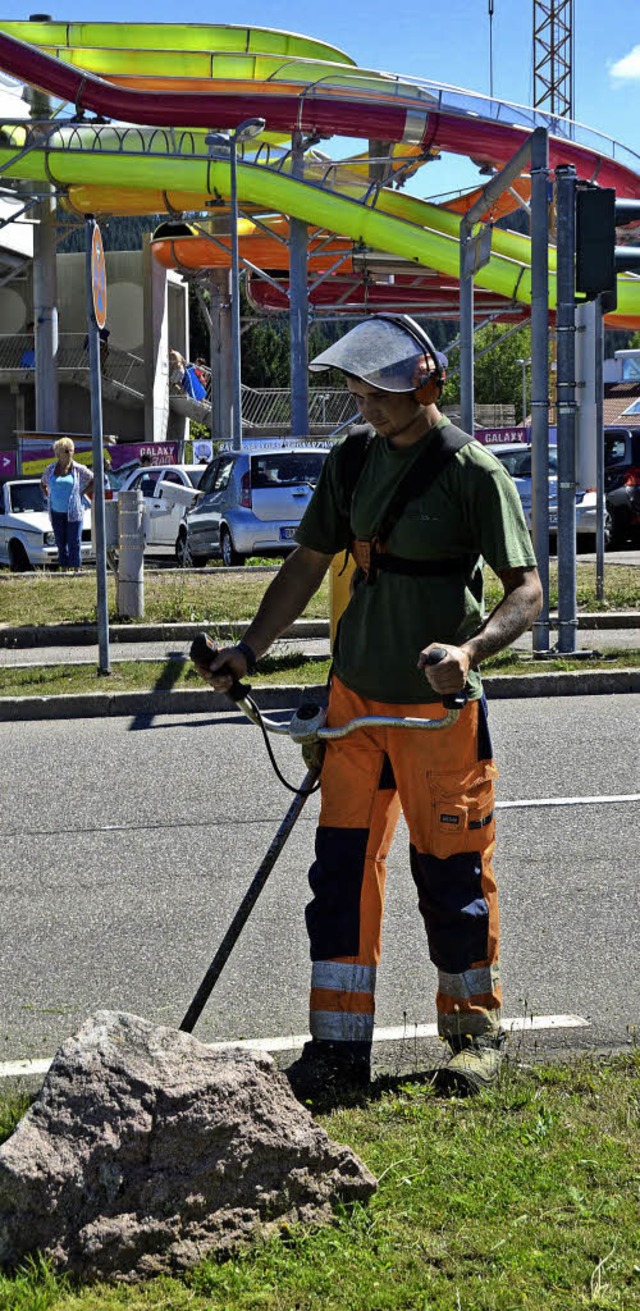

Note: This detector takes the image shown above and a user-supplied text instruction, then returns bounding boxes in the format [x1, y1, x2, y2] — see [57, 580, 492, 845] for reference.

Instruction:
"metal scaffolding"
[533, 0, 574, 126]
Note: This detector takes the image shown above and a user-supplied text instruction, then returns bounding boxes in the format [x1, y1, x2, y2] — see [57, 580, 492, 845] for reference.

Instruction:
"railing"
[0, 338, 514, 431]
[1, 80, 638, 175]
[240, 386, 355, 429]
[0, 337, 355, 430]
[0, 332, 146, 395]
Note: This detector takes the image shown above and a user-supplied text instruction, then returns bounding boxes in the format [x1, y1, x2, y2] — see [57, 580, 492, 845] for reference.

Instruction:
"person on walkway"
[169, 349, 186, 393]
[194, 314, 542, 1099]
[40, 437, 94, 571]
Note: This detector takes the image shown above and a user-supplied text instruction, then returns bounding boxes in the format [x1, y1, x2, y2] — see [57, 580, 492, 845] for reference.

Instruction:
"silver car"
[177, 445, 329, 566]
[490, 443, 611, 545]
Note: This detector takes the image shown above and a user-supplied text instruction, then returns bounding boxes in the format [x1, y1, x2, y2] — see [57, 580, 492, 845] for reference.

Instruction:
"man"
[195, 315, 542, 1098]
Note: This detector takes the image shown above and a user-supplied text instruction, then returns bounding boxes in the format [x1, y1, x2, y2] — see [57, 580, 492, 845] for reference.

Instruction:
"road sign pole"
[85, 216, 111, 675]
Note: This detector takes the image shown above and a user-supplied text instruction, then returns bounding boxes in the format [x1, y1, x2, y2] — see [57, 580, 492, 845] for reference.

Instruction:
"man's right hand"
[193, 644, 249, 691]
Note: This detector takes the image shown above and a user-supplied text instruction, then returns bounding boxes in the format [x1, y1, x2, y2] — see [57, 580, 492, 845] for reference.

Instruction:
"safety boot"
[284, 1040, 371, 1106]
[435, 1030, 506, 1096]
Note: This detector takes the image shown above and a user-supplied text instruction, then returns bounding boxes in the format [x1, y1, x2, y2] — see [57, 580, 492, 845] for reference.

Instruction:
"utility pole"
[488, 0, 495, 100]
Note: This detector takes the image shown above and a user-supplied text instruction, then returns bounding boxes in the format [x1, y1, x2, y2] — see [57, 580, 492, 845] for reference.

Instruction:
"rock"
[0, 1011, 376, 1282]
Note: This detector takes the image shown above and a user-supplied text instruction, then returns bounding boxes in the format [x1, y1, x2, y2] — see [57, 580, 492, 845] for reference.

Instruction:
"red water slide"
[1, 29, 639, 199]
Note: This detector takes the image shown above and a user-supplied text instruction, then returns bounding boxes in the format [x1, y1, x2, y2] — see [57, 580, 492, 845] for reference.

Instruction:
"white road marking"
[0, 1014, 590, 1079]
[1, 794, 638, 842]
[496, 795, 639, 809]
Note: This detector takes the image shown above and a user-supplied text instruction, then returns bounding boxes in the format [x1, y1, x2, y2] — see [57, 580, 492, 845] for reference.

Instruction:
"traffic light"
[575, 187, 640, 310]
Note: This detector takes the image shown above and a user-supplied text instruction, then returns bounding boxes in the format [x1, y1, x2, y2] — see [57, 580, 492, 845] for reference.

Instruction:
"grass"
[0, 562, 638, 630]
[0, 647, 638, 698]
[0, 1051, 639, 1309]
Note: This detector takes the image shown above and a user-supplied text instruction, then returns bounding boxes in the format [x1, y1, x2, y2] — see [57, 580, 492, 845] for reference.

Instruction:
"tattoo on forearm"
[468, 587, 541, 663]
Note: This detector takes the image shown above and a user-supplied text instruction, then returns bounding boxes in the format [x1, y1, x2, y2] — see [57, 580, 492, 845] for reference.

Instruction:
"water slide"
[0, 20, 639, 327]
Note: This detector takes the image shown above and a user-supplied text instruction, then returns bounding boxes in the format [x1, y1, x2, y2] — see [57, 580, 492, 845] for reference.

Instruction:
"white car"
[116, 464, 205, 553]
[0, 478, 92, 571]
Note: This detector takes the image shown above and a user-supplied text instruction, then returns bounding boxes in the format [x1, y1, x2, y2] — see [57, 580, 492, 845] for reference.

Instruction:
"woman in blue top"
[41, 438, 94, 571]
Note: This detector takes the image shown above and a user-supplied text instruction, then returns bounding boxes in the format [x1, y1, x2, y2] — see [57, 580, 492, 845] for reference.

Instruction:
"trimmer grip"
[189, 632, 252, 702]
[423, 646, 469, 711]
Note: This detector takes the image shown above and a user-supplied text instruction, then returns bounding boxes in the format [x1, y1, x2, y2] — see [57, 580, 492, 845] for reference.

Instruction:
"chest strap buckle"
[351, 537, 380, 584]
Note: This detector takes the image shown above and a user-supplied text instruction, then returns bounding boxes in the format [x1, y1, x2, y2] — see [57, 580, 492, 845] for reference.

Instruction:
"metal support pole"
[530, 127, 550, 653]
[555, 164, 578, 654]
[209, 269, 233, 442]
[595, 295, 605, 601]
[84, 217, 110, 674]
[289, 130, 309, 437]
[28, 84, 58, 433]
[458, 132, 540, 439]
[459, 216, 474, 436]
[229, 135, 242, 450]
[33, 194, 58, 433]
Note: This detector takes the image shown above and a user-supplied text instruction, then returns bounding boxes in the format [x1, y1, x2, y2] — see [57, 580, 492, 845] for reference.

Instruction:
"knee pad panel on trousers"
[306, 826, 369, 960]
[410, 846, 490, 973]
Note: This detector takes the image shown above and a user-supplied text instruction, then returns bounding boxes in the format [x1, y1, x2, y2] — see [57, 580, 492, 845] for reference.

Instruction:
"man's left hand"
[418, 642, 470, 694]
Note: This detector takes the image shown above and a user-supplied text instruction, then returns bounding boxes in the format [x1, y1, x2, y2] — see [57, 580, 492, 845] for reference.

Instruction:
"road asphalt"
[1, 695, 638, 1075]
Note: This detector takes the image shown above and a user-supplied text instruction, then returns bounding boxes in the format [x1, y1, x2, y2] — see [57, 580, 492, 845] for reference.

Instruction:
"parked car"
[604, 427, 640, 546]
[0, 478, 92, 571]
[490, 443, 611, 546]
[177, 446, 329, 566]
[117, 463, 206, 553]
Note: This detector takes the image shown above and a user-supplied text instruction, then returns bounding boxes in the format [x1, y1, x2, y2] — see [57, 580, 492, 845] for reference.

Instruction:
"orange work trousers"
[306, 676, 502, 1055]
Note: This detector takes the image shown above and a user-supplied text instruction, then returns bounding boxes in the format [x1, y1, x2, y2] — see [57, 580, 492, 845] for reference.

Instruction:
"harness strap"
[343, 421, 476, 584]
[368, 546, 470, 583]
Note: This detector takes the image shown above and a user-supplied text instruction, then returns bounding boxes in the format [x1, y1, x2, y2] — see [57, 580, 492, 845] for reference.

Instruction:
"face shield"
[309, 317, 447, 393]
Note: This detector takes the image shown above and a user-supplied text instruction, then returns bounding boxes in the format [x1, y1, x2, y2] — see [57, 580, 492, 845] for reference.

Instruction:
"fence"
[0, 333, 146, 396]
[0, 337, 514, 432]
[240, 386, 356, 430]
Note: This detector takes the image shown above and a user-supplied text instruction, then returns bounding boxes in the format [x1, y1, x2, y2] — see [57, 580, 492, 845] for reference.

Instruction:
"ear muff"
[372, 312, 446, 399]
[414, 372, 444, 405]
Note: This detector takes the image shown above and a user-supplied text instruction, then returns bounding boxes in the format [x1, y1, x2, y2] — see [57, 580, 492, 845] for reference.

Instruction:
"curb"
[1, 668, 638, 721]
[0, 613, 638, 649]
[0, 619, 328, 649]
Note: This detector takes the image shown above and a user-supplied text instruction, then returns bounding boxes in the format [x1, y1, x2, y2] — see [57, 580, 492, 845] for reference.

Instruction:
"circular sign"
[91, 224, 107, 330]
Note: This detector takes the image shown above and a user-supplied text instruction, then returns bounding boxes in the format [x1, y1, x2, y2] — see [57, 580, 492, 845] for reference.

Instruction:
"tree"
[445, 323, 534, 421]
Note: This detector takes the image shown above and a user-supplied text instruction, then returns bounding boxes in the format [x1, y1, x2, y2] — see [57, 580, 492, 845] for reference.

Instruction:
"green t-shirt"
[296, 420, 537, 703]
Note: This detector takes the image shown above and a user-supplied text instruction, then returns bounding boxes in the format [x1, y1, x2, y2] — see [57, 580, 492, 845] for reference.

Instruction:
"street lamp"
[516, 356, 531, 429]
[206, 118, 265, 450]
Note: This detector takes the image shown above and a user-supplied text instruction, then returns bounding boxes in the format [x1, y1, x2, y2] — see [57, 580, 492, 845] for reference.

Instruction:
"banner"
[0, 452, 17, 478]
[19, 439, 93, 477]
[17, 439, 180, 476]
[109, 442, 180, 471]
[475, 428, 531, 445]
[475, 426, 557, 447]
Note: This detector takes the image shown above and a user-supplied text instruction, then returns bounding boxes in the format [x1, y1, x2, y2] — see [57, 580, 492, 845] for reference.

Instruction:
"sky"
[0, 0, 638, 199]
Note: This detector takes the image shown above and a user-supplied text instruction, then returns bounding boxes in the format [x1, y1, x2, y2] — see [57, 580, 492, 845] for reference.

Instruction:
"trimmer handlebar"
[189, 632, 252, 704]
[423, 646, 469, 711]
[190, 633, 471, 737]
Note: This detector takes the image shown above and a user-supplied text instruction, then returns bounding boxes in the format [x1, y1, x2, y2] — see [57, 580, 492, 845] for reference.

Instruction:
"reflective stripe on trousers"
[306, 676, 502, 1047]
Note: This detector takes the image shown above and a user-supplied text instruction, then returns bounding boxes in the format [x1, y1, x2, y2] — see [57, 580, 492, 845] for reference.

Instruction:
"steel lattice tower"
[533, 0, 575, 123]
